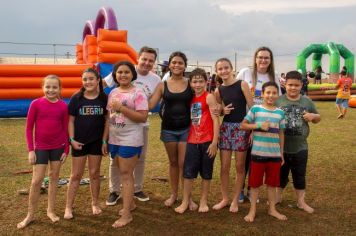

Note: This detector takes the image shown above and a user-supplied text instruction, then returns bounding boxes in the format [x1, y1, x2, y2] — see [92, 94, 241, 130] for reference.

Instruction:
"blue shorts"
[336, 98, 349, 108]
[109, 144, 142, 159]
[160, 128, 189, 143]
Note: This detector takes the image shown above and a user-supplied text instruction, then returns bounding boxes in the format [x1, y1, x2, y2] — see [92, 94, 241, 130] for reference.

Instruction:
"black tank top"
[160, 81, 193, 130]
[218, 80, 247, 123]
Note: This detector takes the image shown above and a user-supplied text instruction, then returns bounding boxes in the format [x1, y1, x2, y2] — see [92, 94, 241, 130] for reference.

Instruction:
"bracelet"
[257, 122, 261, 129]
[69, 137, 75, 142]
[102, 140, 107, 144]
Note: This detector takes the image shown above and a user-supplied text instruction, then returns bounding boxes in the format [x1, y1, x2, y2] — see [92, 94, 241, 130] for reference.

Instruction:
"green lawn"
[0, 101, 354, 235]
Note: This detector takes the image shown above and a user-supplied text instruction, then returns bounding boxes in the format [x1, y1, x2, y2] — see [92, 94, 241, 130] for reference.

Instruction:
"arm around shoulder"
[207, 94, 220, 144]
[149, 82, 163, 110]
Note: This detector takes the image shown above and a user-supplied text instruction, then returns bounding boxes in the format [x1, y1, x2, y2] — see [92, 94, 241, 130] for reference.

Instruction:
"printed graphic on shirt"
[109, 100, 128, 127]
[134, 81, 152, 98]
[280, 104, 306, 136]
[191, 102, 202, 126]
[79, 105, 105, 116]
[251, 84, 263, 104]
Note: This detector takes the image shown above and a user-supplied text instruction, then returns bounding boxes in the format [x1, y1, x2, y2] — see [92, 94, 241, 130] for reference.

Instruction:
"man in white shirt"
[104, 46, 161, 205]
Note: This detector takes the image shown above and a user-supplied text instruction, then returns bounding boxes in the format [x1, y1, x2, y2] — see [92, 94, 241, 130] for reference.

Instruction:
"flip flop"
[80, 178, 90, 185]
[18, 189, 29, 195]
[58, 178, 69, 186]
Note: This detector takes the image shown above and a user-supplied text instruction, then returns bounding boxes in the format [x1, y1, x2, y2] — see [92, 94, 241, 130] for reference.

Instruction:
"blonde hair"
[42, 74, 62, 99]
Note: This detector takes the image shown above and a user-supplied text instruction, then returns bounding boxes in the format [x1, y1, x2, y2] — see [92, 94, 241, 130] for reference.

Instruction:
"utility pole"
[53, 44, 56, 64]
[234, 51, 237, 72]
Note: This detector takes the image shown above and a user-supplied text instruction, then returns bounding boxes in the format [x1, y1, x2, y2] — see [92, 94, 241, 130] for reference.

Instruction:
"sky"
[0, 0, 355, 73]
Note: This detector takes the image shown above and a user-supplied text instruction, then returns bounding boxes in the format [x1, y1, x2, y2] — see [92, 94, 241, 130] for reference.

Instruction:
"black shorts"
[71, 139, 102, 157]
[280, 150, 308, 190]
[183, 142, 216, 180]
[35, 148, 64, 164]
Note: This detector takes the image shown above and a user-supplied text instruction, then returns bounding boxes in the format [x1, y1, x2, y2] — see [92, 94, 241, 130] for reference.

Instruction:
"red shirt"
[187, 91, 214, 144]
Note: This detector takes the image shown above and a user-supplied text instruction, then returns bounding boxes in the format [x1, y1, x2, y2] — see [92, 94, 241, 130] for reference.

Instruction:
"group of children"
[18, 53, 321, 229]
[178, 59, 320, 223]
[18, 61, 149, 229]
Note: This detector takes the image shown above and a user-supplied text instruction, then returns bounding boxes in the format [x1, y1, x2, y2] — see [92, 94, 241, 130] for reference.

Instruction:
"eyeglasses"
[257, 56, 270, 61]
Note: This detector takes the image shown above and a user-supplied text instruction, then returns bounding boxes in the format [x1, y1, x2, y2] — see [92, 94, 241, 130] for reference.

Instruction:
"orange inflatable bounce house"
[0, 6, 137, 117]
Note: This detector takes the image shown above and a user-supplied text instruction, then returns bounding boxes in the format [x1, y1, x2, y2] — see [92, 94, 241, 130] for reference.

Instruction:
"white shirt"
[162, 71, 170, 81]
[236, 67, 281, 104]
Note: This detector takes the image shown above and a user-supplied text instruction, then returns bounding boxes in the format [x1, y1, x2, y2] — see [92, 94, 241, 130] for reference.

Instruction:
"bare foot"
[92, 205, 102, 215]
[297, 202, 314, 213]
[229, 201, 239, 213]
[198, 203, 209, 213]
[189, 199, 198, 211]
[164, 195, 177, 207]
[119, 203, 137, 216]
[269, 210, 288, 220]
[112, 215, 133, 228]
[63, 208, 73, 220]
[244, 211, 256, 223]
[212, 199, 229, 210]
[337, 114, 344, 119]
[175, 202, 189, 214]
[17, 216, 34, 229]
[47, 211, 60, 223]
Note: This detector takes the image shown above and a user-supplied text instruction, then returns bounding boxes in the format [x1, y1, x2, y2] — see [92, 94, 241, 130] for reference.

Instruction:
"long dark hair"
[168, 51, 188, 67]
[111, 61, 137, 85]
[79, 67, 106, 101]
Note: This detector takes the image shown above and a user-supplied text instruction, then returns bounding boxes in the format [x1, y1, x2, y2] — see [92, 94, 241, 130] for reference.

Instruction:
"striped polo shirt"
[244, 105, 285, 162]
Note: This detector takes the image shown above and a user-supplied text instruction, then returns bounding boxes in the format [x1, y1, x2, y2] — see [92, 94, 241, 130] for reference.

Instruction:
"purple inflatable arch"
[82, 20, 95, 41]
[82, 6, 118, 41]
[94, 6, 118, 35]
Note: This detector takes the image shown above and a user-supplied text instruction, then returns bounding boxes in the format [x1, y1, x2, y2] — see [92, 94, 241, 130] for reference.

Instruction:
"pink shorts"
[249, 161, 281, 188]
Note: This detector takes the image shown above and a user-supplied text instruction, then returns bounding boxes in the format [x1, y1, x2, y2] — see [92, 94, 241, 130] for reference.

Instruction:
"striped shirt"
[244, 105, 285, 162]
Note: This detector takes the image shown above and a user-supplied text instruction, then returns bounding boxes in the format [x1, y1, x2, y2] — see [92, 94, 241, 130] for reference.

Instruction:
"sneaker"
[238, 191, 245, 203]
[134, 191, 150, 202]
[106, 192, 121, 206]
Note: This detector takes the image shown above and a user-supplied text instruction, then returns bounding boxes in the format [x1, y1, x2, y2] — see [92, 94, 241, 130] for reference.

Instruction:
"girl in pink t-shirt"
[102, 61, 148, 228]
[18, 75, 69, 229]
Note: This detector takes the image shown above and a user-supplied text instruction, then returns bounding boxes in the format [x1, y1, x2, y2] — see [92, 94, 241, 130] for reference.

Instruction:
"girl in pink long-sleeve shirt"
[17, 75, 69, 229]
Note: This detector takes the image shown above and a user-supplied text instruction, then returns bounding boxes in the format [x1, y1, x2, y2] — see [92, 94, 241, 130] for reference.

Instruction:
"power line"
[0, 41, 75, 46]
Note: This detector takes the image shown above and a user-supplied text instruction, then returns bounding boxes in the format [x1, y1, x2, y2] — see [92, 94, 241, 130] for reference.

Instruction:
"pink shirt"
[107, 87, 148, 147]
[26, 97, 69, 154]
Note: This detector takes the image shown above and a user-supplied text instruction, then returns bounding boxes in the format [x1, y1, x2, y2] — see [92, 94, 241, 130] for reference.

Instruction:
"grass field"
[0, 101, 355, 235]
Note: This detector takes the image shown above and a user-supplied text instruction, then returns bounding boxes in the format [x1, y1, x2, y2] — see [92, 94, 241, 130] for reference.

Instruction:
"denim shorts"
[335, 98, 349, 108]
[160, 128, 189, 143]
[109, 144, 142, 158]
